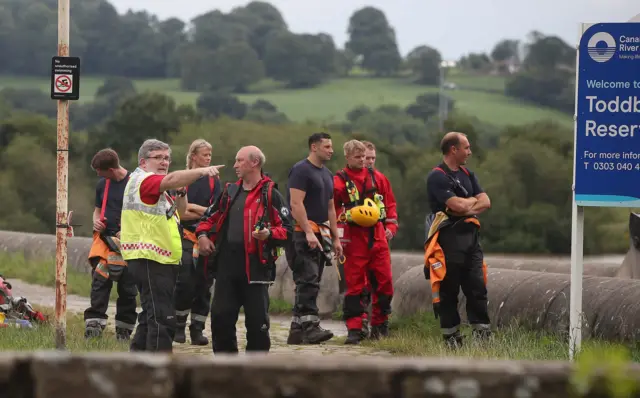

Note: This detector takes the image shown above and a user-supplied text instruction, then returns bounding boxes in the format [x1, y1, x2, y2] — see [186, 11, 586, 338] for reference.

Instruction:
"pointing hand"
[202, 165, 225, 177]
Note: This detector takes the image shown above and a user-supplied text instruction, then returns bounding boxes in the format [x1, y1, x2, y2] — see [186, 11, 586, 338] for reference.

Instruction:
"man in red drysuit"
[333, 139, 399, 345]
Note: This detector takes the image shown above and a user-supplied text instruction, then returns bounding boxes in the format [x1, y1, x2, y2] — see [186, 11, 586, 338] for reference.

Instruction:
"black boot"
[115, 327, 131, 342]
[174, 314, 188, 343]
[370, 321, 389, 340]
[301, 321, 334, 344]
[344, 329, 362, 345]
[287, 322, 303, 345]
[444, 330, 463, 349]
[84, 320, 103, 339]
[190, 323, 209, 346]
[472, 328, 492, 341]
[361, 318, 371, 340]
[174, 327, 186, 344]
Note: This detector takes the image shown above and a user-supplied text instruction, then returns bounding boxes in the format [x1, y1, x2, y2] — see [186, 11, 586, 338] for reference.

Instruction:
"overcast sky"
[109, 0, 639, 60]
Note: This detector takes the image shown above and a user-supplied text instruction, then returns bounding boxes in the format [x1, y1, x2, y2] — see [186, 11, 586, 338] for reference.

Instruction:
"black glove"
[433, 302, 440, 319]
[423, 265, 431, 280]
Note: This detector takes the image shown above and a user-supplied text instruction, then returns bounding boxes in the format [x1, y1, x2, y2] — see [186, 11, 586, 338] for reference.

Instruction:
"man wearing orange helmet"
[333, 140, 398, 344]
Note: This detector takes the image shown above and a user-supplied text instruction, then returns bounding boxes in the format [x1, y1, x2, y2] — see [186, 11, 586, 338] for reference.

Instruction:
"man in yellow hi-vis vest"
[121, 138, 224, 352]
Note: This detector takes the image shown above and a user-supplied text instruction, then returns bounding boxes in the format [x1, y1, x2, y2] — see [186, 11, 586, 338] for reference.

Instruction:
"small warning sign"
[54, 74, 72, 93]
[50, 56, 80, 101]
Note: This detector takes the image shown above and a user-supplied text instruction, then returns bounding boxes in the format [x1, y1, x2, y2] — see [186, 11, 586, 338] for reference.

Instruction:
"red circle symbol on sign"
[55, 75, 71, 92]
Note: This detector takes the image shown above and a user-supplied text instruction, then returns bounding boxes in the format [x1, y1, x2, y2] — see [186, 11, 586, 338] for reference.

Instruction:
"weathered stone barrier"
[0, 230, 626, 279]
[1, 351, 640, 397]
[392, 265, 640, 343]
[390, 252, 623, 279]
[0, 230, 93, 274]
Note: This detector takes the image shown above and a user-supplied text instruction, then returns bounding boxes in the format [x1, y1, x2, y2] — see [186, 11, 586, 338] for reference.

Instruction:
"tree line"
[452, 32, 576, 113]
[2, 0, 576, 112]
[0, 78, 631, 256]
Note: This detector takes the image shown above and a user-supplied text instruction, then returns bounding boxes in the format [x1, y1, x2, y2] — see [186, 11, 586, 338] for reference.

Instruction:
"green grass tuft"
[1, 305, 129, 352]
[362, 311, 640, 362]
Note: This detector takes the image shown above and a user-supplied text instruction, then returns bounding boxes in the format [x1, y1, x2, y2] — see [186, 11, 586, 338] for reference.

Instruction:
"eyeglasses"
[147, 155, 171, 163]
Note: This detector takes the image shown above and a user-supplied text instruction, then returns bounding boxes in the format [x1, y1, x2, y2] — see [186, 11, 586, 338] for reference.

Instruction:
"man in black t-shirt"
[285, 132, 343, 345]
[424, 132, 492, 348]
[174, 139, 221, 346]
[83, 149, 138, 341]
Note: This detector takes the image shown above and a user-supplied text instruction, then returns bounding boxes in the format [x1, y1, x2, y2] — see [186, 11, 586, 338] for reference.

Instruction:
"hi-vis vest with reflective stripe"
[120, 168, 182, 265]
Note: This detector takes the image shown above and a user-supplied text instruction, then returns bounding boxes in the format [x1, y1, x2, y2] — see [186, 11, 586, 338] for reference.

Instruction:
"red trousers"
[343, 238, 393, 331]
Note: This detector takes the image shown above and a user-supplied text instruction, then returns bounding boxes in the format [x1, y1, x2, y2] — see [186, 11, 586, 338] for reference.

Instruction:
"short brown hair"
[91, 148, 120, 171]
[361, 141, 376, 151]
[440, 132, 467, 155]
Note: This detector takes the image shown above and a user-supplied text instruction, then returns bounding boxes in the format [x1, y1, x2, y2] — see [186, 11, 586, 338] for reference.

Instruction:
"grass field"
[0, 73, 573, 128]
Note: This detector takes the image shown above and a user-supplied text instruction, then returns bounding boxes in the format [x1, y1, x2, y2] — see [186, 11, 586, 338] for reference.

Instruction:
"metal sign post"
[570, 18, 640, 360]
[53, 0, 70, 350]
[51, 1, 80, 349]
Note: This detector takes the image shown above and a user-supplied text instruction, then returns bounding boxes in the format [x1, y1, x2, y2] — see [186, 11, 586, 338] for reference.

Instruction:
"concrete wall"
[0, 230, 93, 274]
[2, 351, 640, 397]
[0, 230, 626, 278]
[392, 265, 640, 343]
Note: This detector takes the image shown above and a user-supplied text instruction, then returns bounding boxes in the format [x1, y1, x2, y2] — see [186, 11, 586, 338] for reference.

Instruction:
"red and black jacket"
[195, 175, 293, 284]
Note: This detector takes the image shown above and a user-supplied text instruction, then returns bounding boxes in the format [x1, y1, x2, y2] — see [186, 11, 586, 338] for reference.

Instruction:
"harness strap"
[433, 164, 471, 198]
[337, 168, 378, 208]
[433, 165, 470, 176]
[100, 179, 111, 222]
[260, 181, 274, 225]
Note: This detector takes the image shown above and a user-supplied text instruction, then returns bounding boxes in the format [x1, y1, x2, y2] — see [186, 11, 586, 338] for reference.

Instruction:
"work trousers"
[129, 259, 179, 352]
[338, 263, 373, 318]
[437, 223, 490, 337]
[286, 231, 326, 325]
[210, 244, 270, 353]
[343, 239, 393, 331]
[83, 262, 137, 334]
[175, 238, 212, 332]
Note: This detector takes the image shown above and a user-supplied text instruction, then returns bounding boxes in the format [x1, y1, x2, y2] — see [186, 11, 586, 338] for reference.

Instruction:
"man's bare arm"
[92, 207, 101, 224]
[445, 196, 478, 213]
[158, 165, 224, 193]
[181, 203, 208, 221]
[468, 193, 491, 215]
[327, 199, 339, 239]
[289, 188, 313, 234]
[176, 193, 188, 219]
[448, 193, 491, 217]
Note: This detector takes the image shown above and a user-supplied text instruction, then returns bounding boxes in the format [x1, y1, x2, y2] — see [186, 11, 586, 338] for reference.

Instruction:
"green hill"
[0, 73, 573, 128]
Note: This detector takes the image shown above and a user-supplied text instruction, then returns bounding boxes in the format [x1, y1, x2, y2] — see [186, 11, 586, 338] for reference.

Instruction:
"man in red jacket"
[196, 145, 293, 353]
[333, 140, 399, 345]
[360, 140, 399, 336]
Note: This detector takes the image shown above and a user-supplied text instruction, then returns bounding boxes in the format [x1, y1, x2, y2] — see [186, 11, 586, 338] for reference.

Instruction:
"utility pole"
[438, 62, 445, 133]
[438, 60, 454, 133]
[55, 0, 70, 350]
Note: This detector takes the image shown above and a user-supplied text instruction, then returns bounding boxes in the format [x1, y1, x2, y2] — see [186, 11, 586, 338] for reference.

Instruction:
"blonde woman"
[174, 138, 222, 346]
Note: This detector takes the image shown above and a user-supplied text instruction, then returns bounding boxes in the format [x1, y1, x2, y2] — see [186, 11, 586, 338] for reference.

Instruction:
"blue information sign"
[575, 23, 640, 207]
